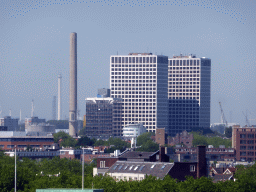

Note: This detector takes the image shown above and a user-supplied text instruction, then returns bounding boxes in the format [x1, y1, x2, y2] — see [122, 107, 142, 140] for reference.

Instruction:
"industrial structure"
[25, 116, 46, 130]
[69, 32, 78, 137]
[58, 74, 62, 120]
[110, 53, 169, 133]
[52, 96, 56, 120]
[26, 123, 56, 136]
[168, 54, 211, 136]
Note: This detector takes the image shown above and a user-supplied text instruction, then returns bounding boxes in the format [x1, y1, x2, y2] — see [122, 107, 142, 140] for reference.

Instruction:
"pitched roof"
[211, 174, 233, 183]
[119, 151, 158, 159]
[224, 167, 237, 174]
[209, 167, 225, 174]
[107, 161, 174, 179]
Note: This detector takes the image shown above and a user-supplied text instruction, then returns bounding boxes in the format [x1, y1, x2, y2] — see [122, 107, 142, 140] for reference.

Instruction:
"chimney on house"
[159, 146, 169, 162]
[197, 145, 207, 178]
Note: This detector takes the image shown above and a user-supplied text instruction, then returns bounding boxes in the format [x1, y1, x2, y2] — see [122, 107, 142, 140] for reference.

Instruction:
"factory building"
[110, 53, 169, 133]
[168, 54, 211, 136]
[25, 116, 46, 130]
[0, 116, 19, 131]
[26, 123, 56, 136]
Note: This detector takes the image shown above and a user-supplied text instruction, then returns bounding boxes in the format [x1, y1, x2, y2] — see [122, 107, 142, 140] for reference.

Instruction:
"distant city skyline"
[0, 0, 256, 126]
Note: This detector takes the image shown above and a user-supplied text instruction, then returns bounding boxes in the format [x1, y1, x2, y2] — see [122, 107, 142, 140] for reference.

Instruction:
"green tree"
[53, 132, 77, 148]
[225, 127, 232, 138]
[137, 132, 154, 146]
[192, 132, 208, 146]
[178, 176, 217, 192]
[76, 136, 96, 147]
[137, 140, 159, 152]
[94, 139, 106, 146]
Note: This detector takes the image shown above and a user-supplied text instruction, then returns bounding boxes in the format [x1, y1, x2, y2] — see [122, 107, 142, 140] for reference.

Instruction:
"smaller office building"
[232, 125, 256, 161]
[0, 116, 19, 131]
[85, 97, 122, 138]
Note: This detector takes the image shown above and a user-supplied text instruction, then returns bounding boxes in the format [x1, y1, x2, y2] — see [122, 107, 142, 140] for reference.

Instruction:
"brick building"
[0, 136, 54, 150]
[94, 146, 207, 181]
[232, 125, 256, 161]
[155, 128, 166, 146]
[168, 130, 193, 148]
[172, 146, 235, 162]
[105, 146, 207, 181]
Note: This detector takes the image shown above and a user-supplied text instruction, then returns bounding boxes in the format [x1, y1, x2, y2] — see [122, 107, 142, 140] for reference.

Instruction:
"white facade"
[110, 53, 169, 133]
[168, 55, 211, 136]
[123, 123, 146, 138]
[0, 131, 26, 137]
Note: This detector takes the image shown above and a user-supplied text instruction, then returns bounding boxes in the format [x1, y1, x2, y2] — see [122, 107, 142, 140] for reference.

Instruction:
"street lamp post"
[15, 146, 16, 192]
[82, 147, 84, 190]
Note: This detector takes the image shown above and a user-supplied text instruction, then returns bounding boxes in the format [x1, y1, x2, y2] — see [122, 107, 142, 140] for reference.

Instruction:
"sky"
[0, 0, 256, 126]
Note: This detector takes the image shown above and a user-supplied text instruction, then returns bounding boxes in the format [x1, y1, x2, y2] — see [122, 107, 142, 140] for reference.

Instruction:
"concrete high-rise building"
[168, 54, 211, 136]
[110, 53, 169, 133]
[85, 97, 122, 137]
[69, 32, 78, 137]
[58, 74, 62, 120]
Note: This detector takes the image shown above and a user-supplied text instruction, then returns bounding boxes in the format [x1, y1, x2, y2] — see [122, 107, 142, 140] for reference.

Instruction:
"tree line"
[54, 132, 159, 152]
[1, 149, 256, 192]
[192, 132, 232, 148]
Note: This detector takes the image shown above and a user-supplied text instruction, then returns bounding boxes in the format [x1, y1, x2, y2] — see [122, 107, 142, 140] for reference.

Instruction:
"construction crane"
[219, 102, 228, 126]
[242, 110, 250, 127]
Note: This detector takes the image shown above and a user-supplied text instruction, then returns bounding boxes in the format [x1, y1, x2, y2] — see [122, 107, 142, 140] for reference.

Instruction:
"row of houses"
[93, 146, 207, 181]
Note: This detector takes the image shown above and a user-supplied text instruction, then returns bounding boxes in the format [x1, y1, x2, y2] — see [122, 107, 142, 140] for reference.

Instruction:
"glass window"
[190, 165, 195, 172]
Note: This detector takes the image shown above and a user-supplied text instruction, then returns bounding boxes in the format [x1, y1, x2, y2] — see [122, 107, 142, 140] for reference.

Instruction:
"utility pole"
[82, 148, 84, 190]
[15, 146, 16, 192]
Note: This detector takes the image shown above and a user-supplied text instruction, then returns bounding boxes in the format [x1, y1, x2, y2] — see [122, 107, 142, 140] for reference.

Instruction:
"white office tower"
[110, 53, 169, 133]
[168, 54, 211, 136]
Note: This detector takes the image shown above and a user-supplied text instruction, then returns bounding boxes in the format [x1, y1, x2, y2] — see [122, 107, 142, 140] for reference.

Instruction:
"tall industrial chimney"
[69, 32, 77, 137]
[58, 74, 62, 120]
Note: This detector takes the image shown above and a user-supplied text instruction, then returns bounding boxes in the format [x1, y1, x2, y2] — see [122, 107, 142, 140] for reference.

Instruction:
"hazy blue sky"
[0, 0, 256, 126]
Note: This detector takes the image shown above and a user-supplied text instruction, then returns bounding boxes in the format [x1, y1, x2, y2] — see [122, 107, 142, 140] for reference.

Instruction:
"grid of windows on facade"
[237, 130, 256, 161]
[167, 56, 211, 136]
[168, 99, 199, 136]
[0, 138, 54, 142]
[110, 54, 168, 132]
[85, 98, 122, 137]
[168, 59, 200, 100]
